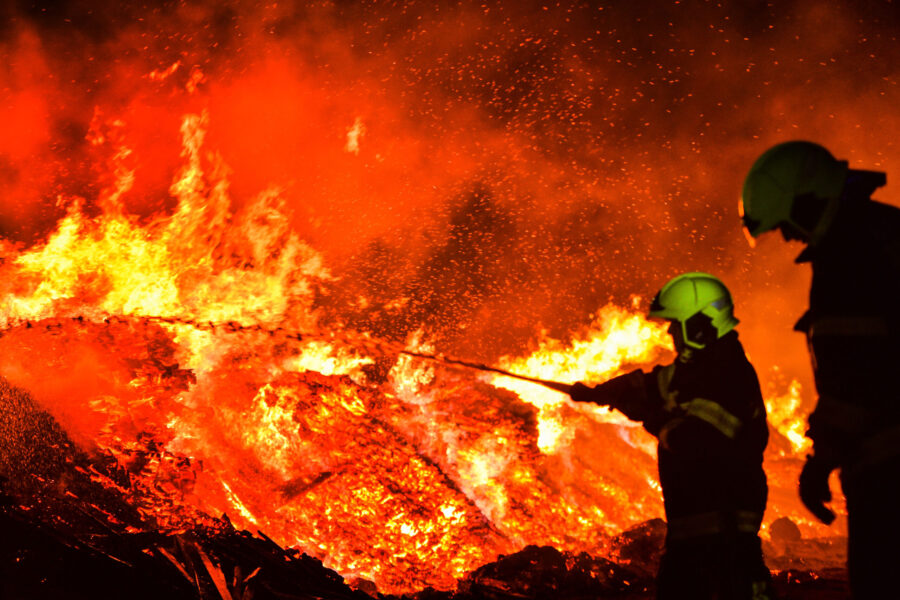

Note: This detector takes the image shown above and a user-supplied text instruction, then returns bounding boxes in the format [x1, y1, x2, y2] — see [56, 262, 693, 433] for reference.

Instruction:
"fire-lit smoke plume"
[1, 0, 898, 593]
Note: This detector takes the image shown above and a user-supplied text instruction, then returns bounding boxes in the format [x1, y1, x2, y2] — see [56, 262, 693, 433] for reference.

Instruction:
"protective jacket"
[587, 331, 768, 533]
[794, 192, 900, 599]
[580, 332, 772, 598]
[795, 195, 900, 471]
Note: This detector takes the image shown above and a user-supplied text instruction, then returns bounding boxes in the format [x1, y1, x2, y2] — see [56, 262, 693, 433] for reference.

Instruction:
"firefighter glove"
[799, 454, 836, 525]
[569, 382, 598, 404]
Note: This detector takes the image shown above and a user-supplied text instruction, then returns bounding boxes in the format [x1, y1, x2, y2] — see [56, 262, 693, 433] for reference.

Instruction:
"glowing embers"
[377, 355, 665, 570]
[178, 369, 504, 593]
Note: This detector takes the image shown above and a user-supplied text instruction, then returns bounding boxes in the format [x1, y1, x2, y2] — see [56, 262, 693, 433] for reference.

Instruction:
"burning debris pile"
[0, 304, 671, 594]
[0, 107, 687, 595]
[0, 117, 846, 595]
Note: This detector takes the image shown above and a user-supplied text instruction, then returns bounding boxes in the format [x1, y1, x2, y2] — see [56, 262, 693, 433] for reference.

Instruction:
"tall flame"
[765, 373, 811, 455]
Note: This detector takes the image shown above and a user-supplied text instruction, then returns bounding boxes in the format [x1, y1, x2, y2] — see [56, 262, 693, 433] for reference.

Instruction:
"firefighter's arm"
[799, 452, 837, 525]
[805, 398, 865, 464]
[801, 396, 861, 526]
[568, 369, 650, 421]
[798, 309, 888, 457]
[794, 311, 885, 525]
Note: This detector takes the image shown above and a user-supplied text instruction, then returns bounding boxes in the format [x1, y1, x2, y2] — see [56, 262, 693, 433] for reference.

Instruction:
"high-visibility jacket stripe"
[656, 366, 743, 441]
[843, 423, 900, 479]
[657, 363, 678, 410]
[808, 395, 870, 436]
[682, 398, 742, 439]
[810, 316, 890, 337]
[667, 510, 763, 541]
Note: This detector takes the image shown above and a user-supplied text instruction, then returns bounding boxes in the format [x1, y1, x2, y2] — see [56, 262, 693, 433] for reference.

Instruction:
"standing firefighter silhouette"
[741, 141, 900, 599]
[569, 273, 773, 599]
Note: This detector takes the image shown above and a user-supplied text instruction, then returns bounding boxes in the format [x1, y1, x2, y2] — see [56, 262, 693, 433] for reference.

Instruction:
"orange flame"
[492, 301, 673, 452]
[765, 374, 812, 455]
[0, 107, 843, 593]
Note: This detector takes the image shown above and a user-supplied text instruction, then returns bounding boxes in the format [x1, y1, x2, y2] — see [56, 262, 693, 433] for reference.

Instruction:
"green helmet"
[740, 141, 848, 243]
[649, 272, 738, 350]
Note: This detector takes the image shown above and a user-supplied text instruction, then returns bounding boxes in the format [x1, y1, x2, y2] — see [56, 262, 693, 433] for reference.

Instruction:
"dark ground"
[0, 506, 851, 600]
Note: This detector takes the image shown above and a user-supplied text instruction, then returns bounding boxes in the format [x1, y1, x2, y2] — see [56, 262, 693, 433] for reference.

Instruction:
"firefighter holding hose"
[741, 141, 900, 598]
[568, 272, 774, 599]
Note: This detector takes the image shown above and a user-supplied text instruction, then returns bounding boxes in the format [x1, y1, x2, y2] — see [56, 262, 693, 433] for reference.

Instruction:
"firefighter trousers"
[656, 533, 773, 600]
[842, 454, 900, 599]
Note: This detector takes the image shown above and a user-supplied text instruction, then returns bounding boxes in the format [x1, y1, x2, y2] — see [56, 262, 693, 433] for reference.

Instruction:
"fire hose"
[4, 314, 575, 395]
[396, 349, 573, 394]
